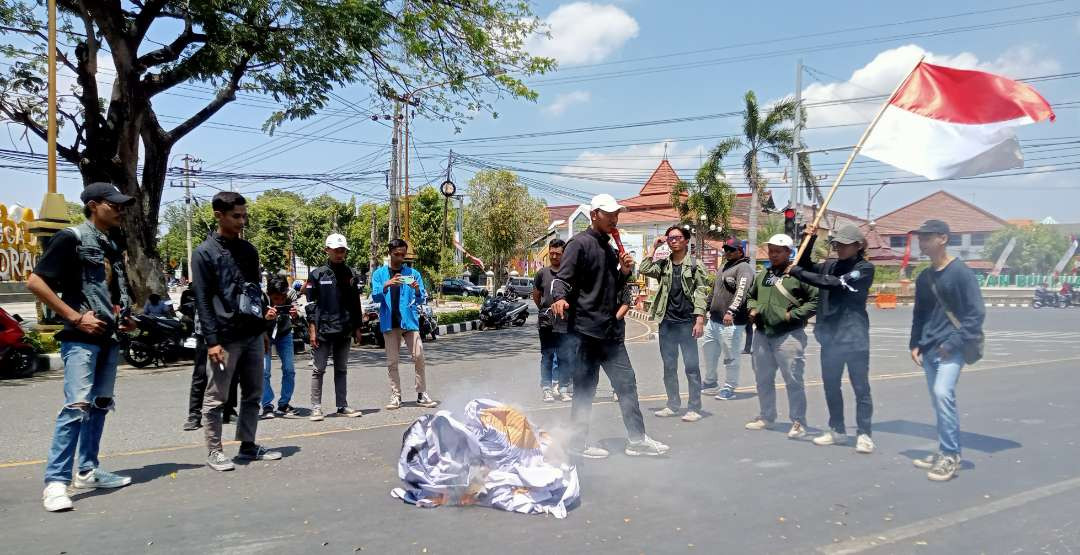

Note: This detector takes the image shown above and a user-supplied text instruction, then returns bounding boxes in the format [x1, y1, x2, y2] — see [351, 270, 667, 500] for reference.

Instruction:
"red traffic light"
[783, 208, 796, 219]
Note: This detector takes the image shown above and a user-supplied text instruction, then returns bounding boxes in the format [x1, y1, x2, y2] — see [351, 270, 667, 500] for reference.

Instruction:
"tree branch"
[0, 102, 79, 163]
[164, 55, 251, 145]
[74, 2, 102, 138]
[135, 18, 206, 71]
[133, 0, 169, 41]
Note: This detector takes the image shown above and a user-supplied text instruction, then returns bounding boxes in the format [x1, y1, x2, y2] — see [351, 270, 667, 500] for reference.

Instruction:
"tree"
[0, 0, 555, 301]
[293, 194, 354, 268]
[706, 91, 798, 264]
[344, 201, 389, 275]
[247, 189, 304, 275]
[463, 170, 547, 287]
[64, 201, 84, 225]
[671, 156, 735, 258]
[983, 224, 1070, 274]
[408, 186, 455, 288]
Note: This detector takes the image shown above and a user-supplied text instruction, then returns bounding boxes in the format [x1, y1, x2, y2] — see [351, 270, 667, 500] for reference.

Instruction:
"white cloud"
[545, 90, 591, 115]
[526, 3, 639, 66]
[802, 44, 1062, 128]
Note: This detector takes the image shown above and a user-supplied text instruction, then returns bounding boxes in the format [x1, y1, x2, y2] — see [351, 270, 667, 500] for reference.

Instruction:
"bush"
[443, 294, 486, 305]
[437, 309, 480, 325]
[24, 331, 60, 354]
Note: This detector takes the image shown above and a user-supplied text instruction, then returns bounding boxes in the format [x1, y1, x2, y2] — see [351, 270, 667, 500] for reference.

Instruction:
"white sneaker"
[787, 422, 807, 439]
[570, 445, 611, 459]
[681, 410, 703, 422]
[42, 481, 72, 512]
[625, 436, 670, 457]
[654, 407, 679, 418]
[558, 390, 573, 402]
[745, 417, 774, 431]
[385, 395, 402, 410]
[812, 430, 847, 446]
[309, 406, 325, 422]
[856, 434, 875, 454]
[73, 468, 132, 489]
[542, 388, 555, 403]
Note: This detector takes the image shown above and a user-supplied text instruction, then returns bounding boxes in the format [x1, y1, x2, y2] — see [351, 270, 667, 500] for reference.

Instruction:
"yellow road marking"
[2, 355, 1077, 470]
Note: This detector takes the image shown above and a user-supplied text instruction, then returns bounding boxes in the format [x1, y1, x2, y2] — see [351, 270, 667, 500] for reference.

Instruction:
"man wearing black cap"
[909, 219, 984, 482]
[27, 183, 138, 512]
[702, 237, 755, 401]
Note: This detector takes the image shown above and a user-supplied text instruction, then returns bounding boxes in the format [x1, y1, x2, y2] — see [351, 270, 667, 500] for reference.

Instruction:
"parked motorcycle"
[122, 313, 197, 368]
[0, 307, 36, 379]
[418, 303, 439, 342]
[478, 295, 529, 330]
[356, 297, 385, 348]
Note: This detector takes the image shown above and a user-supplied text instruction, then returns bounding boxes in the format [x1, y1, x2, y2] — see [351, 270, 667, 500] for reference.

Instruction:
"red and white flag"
[860, 61, 1055, 180]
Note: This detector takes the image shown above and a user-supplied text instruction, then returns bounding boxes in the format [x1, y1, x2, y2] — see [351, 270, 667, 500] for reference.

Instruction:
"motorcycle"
[0, 307, 36, 379]
[122, 313, 197, 368]
[418, 303, 439, 342]
[356, 297, 385, 348]
[478, 295, 529, 330]
[1033, 289, 1065, 309]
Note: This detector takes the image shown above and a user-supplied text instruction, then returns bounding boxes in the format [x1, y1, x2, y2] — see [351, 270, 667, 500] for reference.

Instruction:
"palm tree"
[670, 154, 735, 258]
[706, 91, 798, 264]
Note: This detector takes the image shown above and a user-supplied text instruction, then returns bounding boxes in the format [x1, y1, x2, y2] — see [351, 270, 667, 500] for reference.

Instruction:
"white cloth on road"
[391, 399, 580, 518]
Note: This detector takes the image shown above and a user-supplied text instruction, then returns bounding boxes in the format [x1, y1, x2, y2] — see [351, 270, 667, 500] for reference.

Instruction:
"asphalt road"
[2, 308, 1079, 554]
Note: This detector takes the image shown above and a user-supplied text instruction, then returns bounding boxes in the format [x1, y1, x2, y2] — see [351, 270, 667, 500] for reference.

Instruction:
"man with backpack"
[27, 182, 137, 512]
[191, 191, 282, 471]
[702, 237, 755, 401]
[744, 234, 818, 440]
[909, 220, 985, 481]
[639, 226, 710, 423]
[304, 233, 365, 421]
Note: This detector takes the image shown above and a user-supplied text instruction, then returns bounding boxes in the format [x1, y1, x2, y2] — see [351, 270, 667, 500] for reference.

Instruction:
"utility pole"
[169, 155, 201, 279]
[791, 58, 803, 235]
[370, 185, 380, 275]
[388, 102, 402, 240]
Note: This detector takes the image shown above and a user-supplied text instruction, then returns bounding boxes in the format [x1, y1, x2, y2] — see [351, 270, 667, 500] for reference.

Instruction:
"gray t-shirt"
[534, 267, 567, 333]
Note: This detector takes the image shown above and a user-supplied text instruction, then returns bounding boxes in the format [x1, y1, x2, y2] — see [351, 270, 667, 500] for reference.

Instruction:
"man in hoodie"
[371, 239, 439, 410]
[304, 233, 365, 421]
[638, 225, 710, 423]
[744, 234, 819, 440]
[789, 224, 876, 453]
[702, 237, 755, 401]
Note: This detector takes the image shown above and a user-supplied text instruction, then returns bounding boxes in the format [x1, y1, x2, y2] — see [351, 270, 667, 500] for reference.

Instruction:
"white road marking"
[818, 475, 1080, 554]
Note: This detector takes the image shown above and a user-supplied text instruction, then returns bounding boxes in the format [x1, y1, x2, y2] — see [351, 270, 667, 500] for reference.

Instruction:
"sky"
[2, 0, 1079, 226]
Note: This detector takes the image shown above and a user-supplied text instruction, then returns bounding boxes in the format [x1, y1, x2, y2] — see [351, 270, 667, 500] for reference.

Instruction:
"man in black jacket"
[191, 192, 281, 471]
[551, 194, 670, 459]
[304, 233, 365, 421]
[789, 223, 876, 453]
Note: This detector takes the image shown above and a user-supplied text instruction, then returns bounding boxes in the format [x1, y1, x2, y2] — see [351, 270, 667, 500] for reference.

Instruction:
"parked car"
[496, 276, 534, 299]
[440, 278, 488, 297]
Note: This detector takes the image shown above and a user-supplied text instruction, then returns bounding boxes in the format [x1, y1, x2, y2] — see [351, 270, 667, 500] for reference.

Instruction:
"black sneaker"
[336, 407, 363, 418]
[182, 416, 202, 431]
[236, 445, 283, 462]
[417, 393, 440, 408]
[276, 404, 299, 417]
[223, 410, 237, 424]
[261, 405, 276, 419]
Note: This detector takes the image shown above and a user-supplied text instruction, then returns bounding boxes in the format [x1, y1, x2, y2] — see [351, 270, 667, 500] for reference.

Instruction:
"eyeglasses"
[665, 235, 685, 242]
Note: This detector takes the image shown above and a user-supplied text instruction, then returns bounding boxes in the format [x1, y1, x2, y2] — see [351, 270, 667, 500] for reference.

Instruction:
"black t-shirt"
[664, 263, 694, 323]
[534, 266, 567, 333]
[390, 267, 403, 329]
[221, 236, 260, 283]
[33, 228, 125, 344]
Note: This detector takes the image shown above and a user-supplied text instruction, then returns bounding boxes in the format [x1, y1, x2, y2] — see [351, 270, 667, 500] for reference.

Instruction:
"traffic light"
[783, 207, 797, 238]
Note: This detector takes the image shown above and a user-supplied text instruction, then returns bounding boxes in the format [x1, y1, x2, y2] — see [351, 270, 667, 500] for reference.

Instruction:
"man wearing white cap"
[744, 234, 818, 440]
[304, 233, 365, 421]
[551, 194, 670, 458]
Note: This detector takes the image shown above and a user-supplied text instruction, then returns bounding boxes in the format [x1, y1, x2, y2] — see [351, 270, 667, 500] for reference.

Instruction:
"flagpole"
[792, 55, 925, 264]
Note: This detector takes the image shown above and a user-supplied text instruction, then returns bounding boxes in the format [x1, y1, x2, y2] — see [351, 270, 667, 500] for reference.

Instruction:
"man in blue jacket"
[371, 239, 439, 410]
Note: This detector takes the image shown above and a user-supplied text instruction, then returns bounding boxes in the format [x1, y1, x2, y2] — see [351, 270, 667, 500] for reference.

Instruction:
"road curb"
[35, 353, 62, 372]
[438, 319, 480, 335]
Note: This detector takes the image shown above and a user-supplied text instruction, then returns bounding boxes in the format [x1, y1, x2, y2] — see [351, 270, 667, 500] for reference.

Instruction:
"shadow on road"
[233, 445, 302, 466]
[70, 462, 204, 501]
[876, 419, 1022, 453]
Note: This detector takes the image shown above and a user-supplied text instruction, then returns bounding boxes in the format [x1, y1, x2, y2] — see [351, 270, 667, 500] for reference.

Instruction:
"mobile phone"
[400, 276, 415, 285]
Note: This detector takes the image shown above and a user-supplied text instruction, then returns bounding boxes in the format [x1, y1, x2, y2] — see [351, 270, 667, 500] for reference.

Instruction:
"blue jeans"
[922, 351, 964, 456]
[262, 331, 295, 408]
[44, 341, 119, 484]
[539, 328, 570, 389]
[701, 319, 744, 388]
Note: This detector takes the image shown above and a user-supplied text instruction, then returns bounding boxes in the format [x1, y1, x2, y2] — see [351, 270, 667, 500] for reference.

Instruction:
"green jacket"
[638, 255, 710, 322]
[747, 266, 819, 337]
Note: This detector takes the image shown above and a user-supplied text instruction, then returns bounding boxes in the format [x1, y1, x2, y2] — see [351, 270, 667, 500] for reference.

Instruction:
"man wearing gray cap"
[789, 223, 876, 454]
[908, 219, 985, 482]
[28, 182, 137, 511]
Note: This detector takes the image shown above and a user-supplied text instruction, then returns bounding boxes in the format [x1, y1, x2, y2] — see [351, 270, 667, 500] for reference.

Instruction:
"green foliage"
[983, 224, 1070, 274]
[293, 194, 356, 268]
[436, 308, 480, 325]
[345, 202, 390, 273]
[671, 156, 735, 245]
[409, 186, 455, 288]
[64, 202, 85, 225]
[463, 170, 548, 286]
[248, 190, 306, 274]
[443, 295, 486, 305]
[24, 330, 59, 354]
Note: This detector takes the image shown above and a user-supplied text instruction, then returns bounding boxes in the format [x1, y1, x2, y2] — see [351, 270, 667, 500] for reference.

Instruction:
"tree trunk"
[747, 157, 761, 266]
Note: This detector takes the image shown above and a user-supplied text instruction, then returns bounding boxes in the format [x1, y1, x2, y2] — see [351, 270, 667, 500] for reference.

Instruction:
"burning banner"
[391, 399, 580, 518]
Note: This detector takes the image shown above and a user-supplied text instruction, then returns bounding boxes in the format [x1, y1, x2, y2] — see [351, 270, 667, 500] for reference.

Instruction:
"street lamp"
[866, 179, 890, 223]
